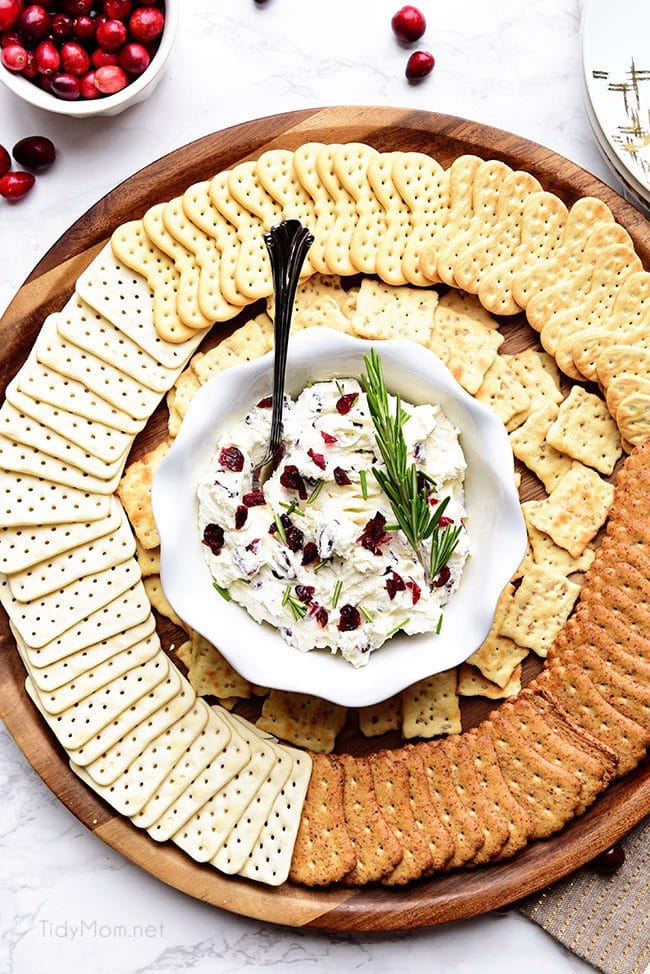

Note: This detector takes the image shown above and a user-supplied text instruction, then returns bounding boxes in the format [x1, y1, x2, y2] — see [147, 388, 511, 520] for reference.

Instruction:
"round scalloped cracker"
[419, 154, 481, 284]
[570, 271, 650, 380]
[111, 221, 201, 344]
[453, 169, 541, 298]
[391, 151, 449, 287]
[545, 386, 623, 476]
[333, 143, 384, 277]
[366, 151, 410, 286]
[478, 191, 568, 316]
[596, 344, 650, 390]
[70, 697, 209, 816]
[436, 159, 512, 288]
[524, 223, 633, 332]
[293, 142, 335, 276]
[606, 373, 650, 418]
[183, 179, 250, 309]
[316, 143, 358, 277]
[256, 148, 318, 275]
[616, 391, 650, 448]
[526, 463, 615, 558]
[227, 161, 282, 301]
[572, 317, 650, 388]
[35, 315, 163, 422]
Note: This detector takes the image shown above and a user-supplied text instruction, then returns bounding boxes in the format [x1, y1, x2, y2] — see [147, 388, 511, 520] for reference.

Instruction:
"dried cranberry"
[434, 565, 451, 587]
[386, 571, 406, 600]
[268, 522, 277, 535]
[314, 606, 329, 628]
[295, 585, 315, 604]
[242, 487, 265, 507]
[301, 541, 318, 565]
[338, 605, 361, 631]
[202, 523, 224, 556]
[320, 430, 337, 445]
[234, 505, 248, 530]
[279, 464, 307, 500]
[406, 579, 421, 605]
[283, 516, 304, 552]
[438, 515, 454, 527]
[336, 392, 358, 415]
[219, 445, 244, 472]
[256, 395, 272, 408]
[308, 448, 326, 471]
[333, 466, 351, 486]
[358, 512, 390, 555]
[246, 538, 260, 553]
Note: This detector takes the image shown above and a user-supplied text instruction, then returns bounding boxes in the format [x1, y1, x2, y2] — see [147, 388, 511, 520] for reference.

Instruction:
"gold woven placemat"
[519, 816, 649, 974]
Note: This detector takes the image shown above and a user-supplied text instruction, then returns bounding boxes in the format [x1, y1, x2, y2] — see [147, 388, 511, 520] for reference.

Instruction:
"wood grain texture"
[0, 106, 648, 931]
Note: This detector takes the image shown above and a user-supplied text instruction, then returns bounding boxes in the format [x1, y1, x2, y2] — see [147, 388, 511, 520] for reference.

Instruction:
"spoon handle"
[264, 219, 314, 460]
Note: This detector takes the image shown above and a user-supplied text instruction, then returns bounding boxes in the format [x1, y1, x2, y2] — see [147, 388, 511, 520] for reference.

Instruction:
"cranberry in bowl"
[0, 0, 177, 117]
[152, 327, 527, 708]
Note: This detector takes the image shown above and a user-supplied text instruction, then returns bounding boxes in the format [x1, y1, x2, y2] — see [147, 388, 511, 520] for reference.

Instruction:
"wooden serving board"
[0, 106, 648, 931]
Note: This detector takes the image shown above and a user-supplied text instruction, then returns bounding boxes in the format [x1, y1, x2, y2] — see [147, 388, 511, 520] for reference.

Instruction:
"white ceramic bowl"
[153, 328, 527, 708]
[0, 1, 177, 118]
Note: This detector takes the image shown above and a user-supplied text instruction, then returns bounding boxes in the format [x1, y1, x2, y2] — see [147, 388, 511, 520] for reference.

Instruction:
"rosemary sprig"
[279, 499, 304, 517]
[313, 559, 328, 573]
[212, 581, 231, 602]
[332, 579, 342, 609]
[273, 511, 287, 544]
[386, 617, 410, 638]
[361, 348, 461, 587]
[436, 612, 443, 635]
[282, 585, 308, 622]
[359, 468, 368, 501]
[307, 479, 324, 506]
[359, 604, 373, 623]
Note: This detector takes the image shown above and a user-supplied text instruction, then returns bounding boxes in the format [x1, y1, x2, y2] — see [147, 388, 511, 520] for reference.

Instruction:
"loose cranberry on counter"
[333, 466, 351, 486]
[301, 541, 318, 566]
[320, 430, 337, 445]
[279, 464, 308, 500]
[129, 4, 163, 42]
[307, 448, 326, 471]
[0, 0, 22, 32]
[234, 505, 248, 530]
[202, 522, 224, 556]
[119, 39, 148, 73]
[592, 843, 625, 875]
[391, 4, 426, 42]
[242, 487, 265, 507]
[96, 17, 127, 51]
[93, 62, 127, 93]
[336, 392, 358, 415]
[0, 170, 35, 199]
[386, 571, 405, 600]
[219, 445, 244, 472]
[406, 579, 421, 605]
[50, 69, 79, 97]
[12, 135, 55, 171]
[358, 511, 390, 555]
[0, 143, 10, 177]
[1, 41, 27, 70]
[434, 565, 451, 588]
[405, 50, 434, 81]
[295, 585, 315, 605]
[256, 395, 272, 408]
[338, 604, 361, 632]
[19, 5, 51, 44]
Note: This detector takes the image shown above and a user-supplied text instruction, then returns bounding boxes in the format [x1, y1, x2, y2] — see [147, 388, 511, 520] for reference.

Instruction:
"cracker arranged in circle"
[370, 748, 434, 884]
[367, 151, 411, 286]
[257, 689, 347, 753]
[617, 391, 650, 449]
[509, 404, 574, 491]
[340, 753, 403, 885]
[117, 439, 170, 550]
[419, 154, 481, 284]
[545, 386, 622, 475]
[332, 142, 382, 275]
[527, 462, 615, 557]
[499, 564, 580, 657]
[401, 668, 461, 739]
[392, 151, 449, 286]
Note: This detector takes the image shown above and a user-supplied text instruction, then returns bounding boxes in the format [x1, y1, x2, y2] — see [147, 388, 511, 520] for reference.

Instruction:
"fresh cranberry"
[60, 40, 90, 75]
[1, 29, 21, 46]
[314, 605, 329, 628]
[202, 523, 225, 556]
[37, 71, 52, 90]
[386, 571, 406, 600]
[406, 50, 434, 81]
[1, 41, 27, 70]
[256, 395, 272, 408]
[63, 0, 93, 14]
[104, 0, 131, 17]
[338, 604, 361, 632]
[308, 448, 326, 471]
[79, 68, 98, 96]
[0, 0, 21, 32]
[358, 512, 390, 555]
[35, 39, 60, 74]
[0, 144, 9, 178]
[73, 13, 94, 39]
[406, 579, 421, 605]
[391, 5, 426, 42]
[592, 844, 625, 875]
[18, 5, 50, 43]
[242, 487, 265, 507]
[336, 392, 358, 415]
[234, 505, 248, 530]
[295, 585, 315, 605]
[49, 70, 80, 98]
[119, 40, 149, 74]
[219, 445, 244, 472]
[129, 5, 163, 43]
[0, 170, 35, 200]
[21, 47, 36, 75]
[434, 565, 451, 588]
[333, 466, 351, 486]
[279, 464, 308, 500]
[93, 62, 127, 93]
[51, 11, 72, 37]
[301, 541, 318, 565]
[96, 18, 127, 52]
[12, 135, 55, 171]
[91, 47, 119, 67]
[320, 430, 337, 445]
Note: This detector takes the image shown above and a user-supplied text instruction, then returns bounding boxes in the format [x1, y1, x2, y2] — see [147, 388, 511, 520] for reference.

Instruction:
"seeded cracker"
[508, 405, 573, 492]
[401, 668, 461, 739]
[358, 694, 401, 736]
[134, 540, 160, 577]
[545, 386, 622, 475]
[466, 583, 529, 688]
[505, 348, 563, 419]
[351, 278, 438, 346]
[340, 754, 403, 884]
[289, 753, 356, 885]
[117, 440, 170, 550]
[458, 663, 522, 698]
[521, 501, 595, 575]
[186, 629, 252, 699]
[191, 315, 273, 386]
[257, 690, 346, 753]
[499, 564, 580, 657]
[432, 302, 503, 394]
[143, 576, 185, 630]
[475, 355, 531, 427]
[527, 463, 615, 557]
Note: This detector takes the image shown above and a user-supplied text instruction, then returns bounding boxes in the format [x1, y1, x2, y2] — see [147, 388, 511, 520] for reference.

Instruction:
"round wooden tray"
[0, 106, 648, 931]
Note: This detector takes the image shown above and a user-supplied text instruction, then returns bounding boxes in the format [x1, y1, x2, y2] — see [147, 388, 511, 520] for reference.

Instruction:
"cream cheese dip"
[197, 377, 470, 667]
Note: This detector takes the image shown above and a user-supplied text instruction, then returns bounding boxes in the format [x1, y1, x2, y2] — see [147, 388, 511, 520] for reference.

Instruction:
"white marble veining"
[0, 1, 623, 970]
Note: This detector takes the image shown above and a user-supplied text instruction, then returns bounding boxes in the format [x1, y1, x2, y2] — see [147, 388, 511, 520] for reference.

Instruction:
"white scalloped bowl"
[153, 328, 526, 708]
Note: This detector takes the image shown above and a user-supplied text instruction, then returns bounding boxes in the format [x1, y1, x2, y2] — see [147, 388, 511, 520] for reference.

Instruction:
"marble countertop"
[0, 1, 623, 971]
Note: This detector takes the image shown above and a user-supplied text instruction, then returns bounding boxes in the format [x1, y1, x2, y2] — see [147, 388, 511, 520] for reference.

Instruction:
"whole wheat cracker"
[339, 753, 403, 885]
[552, 647, 650, 732]
[404, 755, 455, 872]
